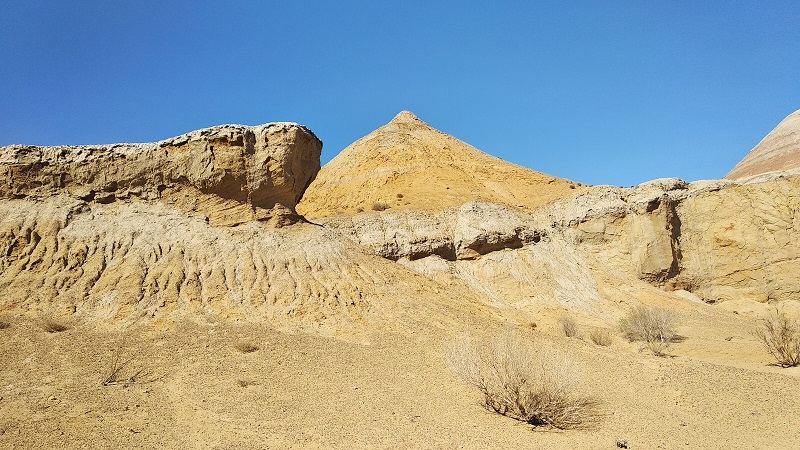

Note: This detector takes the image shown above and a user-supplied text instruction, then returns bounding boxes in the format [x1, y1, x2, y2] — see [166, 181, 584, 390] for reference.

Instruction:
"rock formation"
[0, 121, 498, 337]
[1, 111, 798, 339]
[726, 109, 800, 180]
[537, 175, 800, 304]
[300, 112, 800, 310]
[1, 123, 322, 226]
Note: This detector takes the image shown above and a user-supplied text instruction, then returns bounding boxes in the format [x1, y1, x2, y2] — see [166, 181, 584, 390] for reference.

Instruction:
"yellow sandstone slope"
[297, 111, 586, 219]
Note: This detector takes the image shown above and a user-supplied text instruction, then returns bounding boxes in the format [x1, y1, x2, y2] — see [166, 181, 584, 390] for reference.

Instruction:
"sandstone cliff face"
[1, 123, 322, 226]
[726, 109, 800, 180]
[676, 175, 800, 303]
[535, 175, 800, 304]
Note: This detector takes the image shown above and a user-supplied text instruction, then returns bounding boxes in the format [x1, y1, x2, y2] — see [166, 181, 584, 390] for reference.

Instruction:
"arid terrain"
[1, 110, 799, 449]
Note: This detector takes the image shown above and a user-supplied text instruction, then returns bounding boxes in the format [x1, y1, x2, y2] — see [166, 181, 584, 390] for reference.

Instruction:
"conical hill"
[297, 111, 584, 219]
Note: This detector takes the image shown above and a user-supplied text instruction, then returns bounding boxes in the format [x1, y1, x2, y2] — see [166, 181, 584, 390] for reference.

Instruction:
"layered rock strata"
[537, 175, 800, 304]
[726, 109, 800, 180]
[1, 123, 322, 226]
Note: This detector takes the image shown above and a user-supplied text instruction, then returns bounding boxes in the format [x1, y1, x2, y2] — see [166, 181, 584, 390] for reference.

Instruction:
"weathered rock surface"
[0, 196, 497, 337]
[319, 201, 547, 261]
[726, 109, 800, 180]
[1, 123, 322, 226]
[1, 111, 799, 339]
[322, 166, 799, 309]
[534, 174, 800, 304]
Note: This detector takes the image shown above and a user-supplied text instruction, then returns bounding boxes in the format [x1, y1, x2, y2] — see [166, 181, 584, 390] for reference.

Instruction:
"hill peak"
[726, 109, 800, 180]
[390, 110, 424, 125]
[296, 111, 584, 219]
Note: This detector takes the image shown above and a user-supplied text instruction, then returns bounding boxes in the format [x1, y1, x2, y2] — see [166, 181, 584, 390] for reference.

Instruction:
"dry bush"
[559, 315, 579, 338]
[445, 330, 601, 430]
[40, 317, 69, 333]
[589, 329, 612, 346]
[233, 341, 260, 353]
[754, 309, 800, 367]
[102, 348, 150, 386]
[619, 305, 677, 356]
[371, 202, 390, 211]
[0, 320, 10, 330]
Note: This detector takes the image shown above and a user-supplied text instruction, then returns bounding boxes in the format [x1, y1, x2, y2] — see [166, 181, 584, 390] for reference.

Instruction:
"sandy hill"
[1, 115, 800, 449]
[297, 111, 585, 219]
[726, 109, 800, 180]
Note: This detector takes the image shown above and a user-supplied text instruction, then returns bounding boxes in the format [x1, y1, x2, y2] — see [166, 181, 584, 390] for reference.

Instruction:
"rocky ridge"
[1, 112, 799, 337]
[1, 123, 322, 227]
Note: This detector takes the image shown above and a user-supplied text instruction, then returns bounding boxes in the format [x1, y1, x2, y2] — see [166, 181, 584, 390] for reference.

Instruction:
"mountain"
[296, 111, 585, 219]
[726, 109, 800, 180]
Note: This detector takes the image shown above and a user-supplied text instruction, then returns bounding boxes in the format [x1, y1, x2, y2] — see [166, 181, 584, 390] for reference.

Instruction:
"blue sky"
[1, 1, 798, 186]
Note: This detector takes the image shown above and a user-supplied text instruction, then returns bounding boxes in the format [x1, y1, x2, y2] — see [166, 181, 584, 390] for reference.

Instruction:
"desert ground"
[2, 302, 799, 449]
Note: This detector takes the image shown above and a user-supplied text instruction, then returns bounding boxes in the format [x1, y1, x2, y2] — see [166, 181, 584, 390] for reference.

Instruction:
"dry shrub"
[371, 202, 390, 211]
[234, 342, 260, 353]
[40, 317, 69, 333]
[0, 321, 10, 330]
[445, 330, 601, 430]
[619, 305, 677, 356]
[589, 329, 612, 346]
[559, 315, 579, 338]
[754, 309, 800, 367]
[102, 348, 150, 386]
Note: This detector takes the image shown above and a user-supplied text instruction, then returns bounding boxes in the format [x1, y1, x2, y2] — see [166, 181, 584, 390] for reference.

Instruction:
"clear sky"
[2, 1, 799, 186]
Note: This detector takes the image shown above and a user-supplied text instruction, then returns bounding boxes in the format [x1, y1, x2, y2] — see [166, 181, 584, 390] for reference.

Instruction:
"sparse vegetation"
[102, 348, 149, 386]
[619, 305, 677, 357]
[237, 379, 256, 388]
[40, 317, 69, 333]
[0, 320, 10, 330]
[396, 193, 404, 199]
[559, 315, 579, 338]
[233, 341, 260, 353]
[371, 202, 390, 211]
[589, 329, 613, 346]
[753, 309, 800, 367]
[445, 330, 601, 430]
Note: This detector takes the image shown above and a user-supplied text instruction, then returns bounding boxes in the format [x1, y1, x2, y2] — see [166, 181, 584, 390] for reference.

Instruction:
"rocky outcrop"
[319, 201, 547, 261]
[676, 175, 800, 303]
[1, 123, 322, 226]
[726, 109, 800, 180]
[536, 175, 800, 304]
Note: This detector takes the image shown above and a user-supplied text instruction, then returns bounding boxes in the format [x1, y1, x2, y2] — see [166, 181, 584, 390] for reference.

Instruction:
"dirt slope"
[297, 111, 585, 219]
[726, 109, 800, 180]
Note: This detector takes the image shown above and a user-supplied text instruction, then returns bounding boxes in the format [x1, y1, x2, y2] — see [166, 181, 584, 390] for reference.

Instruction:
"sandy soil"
[1, 303, 798, 450]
